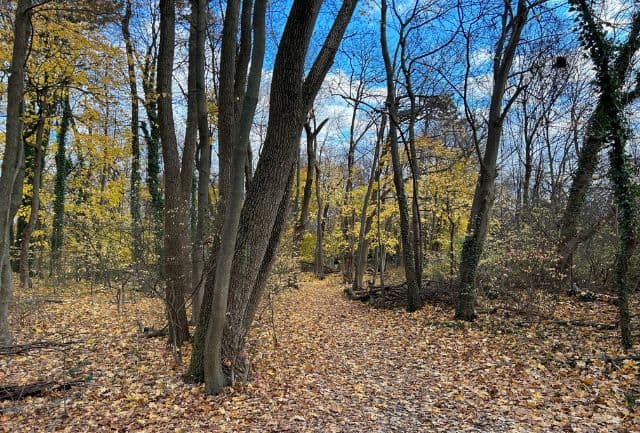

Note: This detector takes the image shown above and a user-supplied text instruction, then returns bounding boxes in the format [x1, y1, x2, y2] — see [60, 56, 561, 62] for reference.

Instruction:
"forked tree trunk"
[456, 0, 528, 321]
[218, 0, 359, 382]
[380, 0, 421, 312]
[203, 0, 266, 395]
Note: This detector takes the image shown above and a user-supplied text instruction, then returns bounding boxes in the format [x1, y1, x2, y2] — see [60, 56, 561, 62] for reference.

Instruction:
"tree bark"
[203, 0, 266, 395]
[0, 0, 31, 345]
[219, 0, 359, 382]
[122, 0, 143, 267]
[157, 0, 192, 346]
[380, 0, 421, 312]
[192, 0, 211, 322]
[19, 97, 48, 289]
[455, 0, 528, 321]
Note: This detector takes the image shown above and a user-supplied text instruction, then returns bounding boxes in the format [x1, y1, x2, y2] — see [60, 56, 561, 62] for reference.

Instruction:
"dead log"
[0, 380, 85, 400]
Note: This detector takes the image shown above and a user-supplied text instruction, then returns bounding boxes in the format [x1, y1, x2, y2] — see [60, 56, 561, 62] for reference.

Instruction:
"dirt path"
[2, 278, 638, 432]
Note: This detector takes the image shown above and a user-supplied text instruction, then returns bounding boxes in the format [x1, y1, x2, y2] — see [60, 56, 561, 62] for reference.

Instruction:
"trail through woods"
[1, 277, 639, 432]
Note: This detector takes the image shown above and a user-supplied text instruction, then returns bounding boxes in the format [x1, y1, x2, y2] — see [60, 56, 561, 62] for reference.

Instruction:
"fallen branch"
[0, 340, 83, 356]
[0, 380, 85, 401]
[603, 354, 640, 366]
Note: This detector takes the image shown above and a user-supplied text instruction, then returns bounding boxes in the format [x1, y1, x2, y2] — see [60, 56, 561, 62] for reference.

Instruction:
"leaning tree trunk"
[218, 0, 359, 382]
[0, 0, 32, 345]
[556, 105, 606, 274]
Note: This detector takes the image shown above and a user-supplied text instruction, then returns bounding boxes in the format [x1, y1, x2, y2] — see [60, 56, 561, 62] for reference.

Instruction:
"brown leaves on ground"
[1, 277, 639, 432]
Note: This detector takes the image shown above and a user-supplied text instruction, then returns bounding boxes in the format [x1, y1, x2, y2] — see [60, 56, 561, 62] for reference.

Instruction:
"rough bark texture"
[204, 0, 266, 395]
[0, 0, 31, 345]
[157, 0, 191, 346]
[455, 0, 528, 321]
[218, 0, 359, 382]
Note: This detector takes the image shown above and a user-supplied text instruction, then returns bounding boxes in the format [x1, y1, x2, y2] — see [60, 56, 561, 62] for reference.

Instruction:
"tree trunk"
[380, 0, 421, 312]
[50, 93, 72, 277]
[353, 114, 385, 293]
[192, 0, 211, 322]
[204, 0, 266, 395]
[294, 117, 327, 249]
[0, 0, 31, 345]
[122, 0, 144, 267]
[218, 0, 358, 382]
[557, 105, 606, 273]
[157, 0, 191, 346]
[456, 0, 528, 321]
[19, 98, 48, 289]
[314, 162, 326, 279]
[140, 23, 164, 273]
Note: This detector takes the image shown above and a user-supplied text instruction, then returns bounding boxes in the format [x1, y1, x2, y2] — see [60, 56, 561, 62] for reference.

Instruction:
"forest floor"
[1, 275, 639, 432]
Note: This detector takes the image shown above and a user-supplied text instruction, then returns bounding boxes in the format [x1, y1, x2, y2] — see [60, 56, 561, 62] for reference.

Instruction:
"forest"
[0, 0, 639, 431]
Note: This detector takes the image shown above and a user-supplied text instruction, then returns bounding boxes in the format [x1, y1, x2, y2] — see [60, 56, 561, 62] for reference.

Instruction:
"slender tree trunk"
[192, 0, 211, 322]
[294, 117, 327, 249]
[353, 114, 385, 293]
[0, 0, 31, 345]
[19, 99, 48, 289]
[380, 0, 421, 312]
[50, 94, 72, 277]
[140, 27, 164, 273]
[456, 0, 528, 321]
[204, 0, 266, 395]
[314, 161, 326, 279]
[122, 0, 143, 267]
[158, 0, 190, 346]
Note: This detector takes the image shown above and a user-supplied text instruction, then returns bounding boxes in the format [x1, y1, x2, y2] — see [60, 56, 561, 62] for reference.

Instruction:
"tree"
[157, 0, 196, 346]
[18, 89, 50, 289]
[0, 0, 32, 345]
[202, 0, 266, 395]
[557, 3, 640, 279]
[121, 0, 143, 267]
[380, 0, 421, 312]
[455, 0, 531, 321]
[568, 0, 640, 349]
[185, 0, 359, 387]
